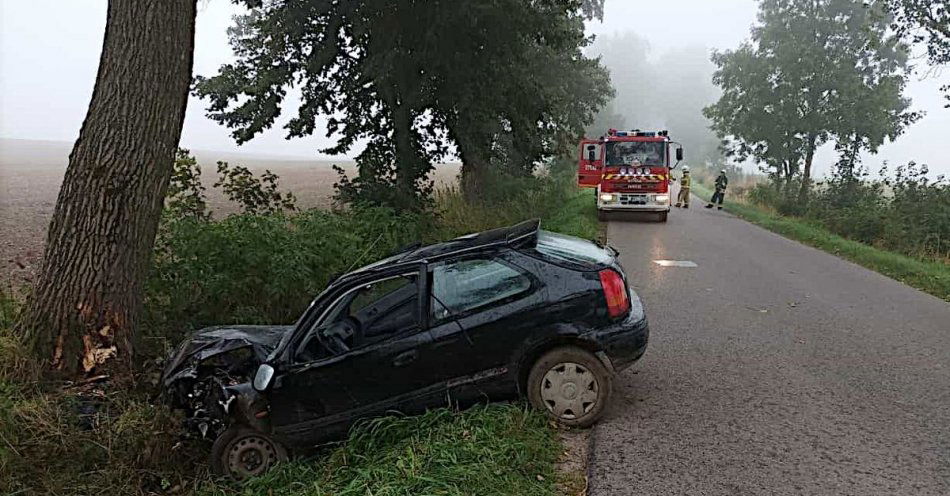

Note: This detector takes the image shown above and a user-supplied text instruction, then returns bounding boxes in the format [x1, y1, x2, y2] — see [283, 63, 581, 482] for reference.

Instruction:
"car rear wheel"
[527, 347, 612, 428]
[211, 426, 288, 481]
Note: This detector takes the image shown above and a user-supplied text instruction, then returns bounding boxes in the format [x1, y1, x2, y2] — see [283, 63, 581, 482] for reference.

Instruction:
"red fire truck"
[578, 129, 684, 222]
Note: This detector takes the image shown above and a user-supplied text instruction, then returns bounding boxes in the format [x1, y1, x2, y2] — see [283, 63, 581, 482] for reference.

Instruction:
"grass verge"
[199, 405, 560, 496]
[693, 183, 950, 301]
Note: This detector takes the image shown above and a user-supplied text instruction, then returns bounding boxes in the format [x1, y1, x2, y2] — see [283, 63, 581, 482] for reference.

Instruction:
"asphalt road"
[588, 192, 950, 495]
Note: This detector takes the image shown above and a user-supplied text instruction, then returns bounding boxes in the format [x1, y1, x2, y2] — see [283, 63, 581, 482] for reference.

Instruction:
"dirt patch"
[0, 138, 458, 287]
[555, 425, 592, 496]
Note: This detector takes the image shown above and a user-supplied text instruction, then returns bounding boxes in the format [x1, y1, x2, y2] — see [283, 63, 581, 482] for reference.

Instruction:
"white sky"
[1, 0, 948, 174]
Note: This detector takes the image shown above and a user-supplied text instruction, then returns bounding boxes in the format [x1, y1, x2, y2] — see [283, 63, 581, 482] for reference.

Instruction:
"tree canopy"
[883, 0, 950, 105]
[703, 0, 920, 199]
[197, 0, 611, 209]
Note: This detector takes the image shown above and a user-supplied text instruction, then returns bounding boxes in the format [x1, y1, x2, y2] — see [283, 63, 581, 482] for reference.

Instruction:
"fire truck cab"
[578, 129, 684, 222]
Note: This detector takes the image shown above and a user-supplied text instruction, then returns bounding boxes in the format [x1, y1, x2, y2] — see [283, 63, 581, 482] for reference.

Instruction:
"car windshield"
[535, 231, 612, 265]
[605, 141, 666, 166]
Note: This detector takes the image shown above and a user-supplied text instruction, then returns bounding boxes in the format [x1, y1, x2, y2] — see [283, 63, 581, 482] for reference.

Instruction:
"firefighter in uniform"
[706, 169, 728, 210]
[675, 166, 691, 208]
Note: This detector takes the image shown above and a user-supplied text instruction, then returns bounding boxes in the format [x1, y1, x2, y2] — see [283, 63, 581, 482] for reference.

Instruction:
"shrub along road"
[589, 195, 950, 495]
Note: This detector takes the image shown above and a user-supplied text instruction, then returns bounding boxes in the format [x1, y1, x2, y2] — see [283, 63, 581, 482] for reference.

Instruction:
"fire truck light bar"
[607, 129, 669, 138]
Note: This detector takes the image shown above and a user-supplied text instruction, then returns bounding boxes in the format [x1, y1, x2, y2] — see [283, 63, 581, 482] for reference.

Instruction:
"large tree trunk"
[799, 134, 817, 202]
[391, 103, 420, 208]
[454, 131, 492, 202]
[16, 0, 197, 377]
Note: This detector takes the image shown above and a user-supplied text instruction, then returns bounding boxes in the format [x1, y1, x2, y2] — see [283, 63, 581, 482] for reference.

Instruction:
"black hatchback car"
[161, 219, 649, 479]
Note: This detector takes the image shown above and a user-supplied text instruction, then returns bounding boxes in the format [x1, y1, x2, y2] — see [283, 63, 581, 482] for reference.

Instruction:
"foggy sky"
[1, 0, 948, 175]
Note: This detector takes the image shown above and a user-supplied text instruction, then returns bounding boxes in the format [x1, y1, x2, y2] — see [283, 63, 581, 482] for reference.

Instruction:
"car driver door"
[271, 268, 437, 444]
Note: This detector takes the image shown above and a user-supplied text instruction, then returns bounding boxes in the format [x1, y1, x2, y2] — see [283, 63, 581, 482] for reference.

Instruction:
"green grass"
[434, 183, 600, 241]
[693, 183, 950, 301]
[199, 405, 560, 496]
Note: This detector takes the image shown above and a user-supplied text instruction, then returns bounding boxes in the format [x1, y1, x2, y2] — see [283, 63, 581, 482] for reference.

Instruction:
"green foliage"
[809, 162, 950, 260]
[884, 0, 950, 104]
[747, 163, 949, 261]
[704, 0, 920, 195]
[195, 0, 611, 209]
[0, 385, 202, 495]
[214, 161, 297, 215]
[198, 404, 560, 496]
[0, 290, 196, 494]
[145, 207, 430, 347]
[167, 149, 211, 220]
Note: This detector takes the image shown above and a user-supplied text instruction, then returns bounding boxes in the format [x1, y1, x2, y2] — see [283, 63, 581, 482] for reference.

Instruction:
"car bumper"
[598, 205, 670, 213]
[584, 290, 650, 372]
[597, 192, 670, 212]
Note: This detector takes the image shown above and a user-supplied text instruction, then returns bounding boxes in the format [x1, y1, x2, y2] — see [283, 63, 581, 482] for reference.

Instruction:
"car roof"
[340, 218, 541, 280]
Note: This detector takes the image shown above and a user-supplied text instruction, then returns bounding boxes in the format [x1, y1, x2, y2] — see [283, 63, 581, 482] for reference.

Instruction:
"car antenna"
[344, 233, 385, 273]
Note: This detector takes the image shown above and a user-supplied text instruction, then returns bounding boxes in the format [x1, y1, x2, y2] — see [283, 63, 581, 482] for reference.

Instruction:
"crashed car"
[161, 219, 649, 479]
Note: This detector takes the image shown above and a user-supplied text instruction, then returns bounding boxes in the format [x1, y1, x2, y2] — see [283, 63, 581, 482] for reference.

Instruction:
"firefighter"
[705, 169, 728, 210]
[675, 166, 691, 208]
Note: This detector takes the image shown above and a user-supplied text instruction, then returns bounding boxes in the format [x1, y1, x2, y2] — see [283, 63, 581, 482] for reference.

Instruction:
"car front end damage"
[161, 325, 290, 439]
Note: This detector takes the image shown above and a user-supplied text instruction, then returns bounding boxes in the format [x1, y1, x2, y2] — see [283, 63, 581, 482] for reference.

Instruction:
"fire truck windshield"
[605, 141, 666, 166]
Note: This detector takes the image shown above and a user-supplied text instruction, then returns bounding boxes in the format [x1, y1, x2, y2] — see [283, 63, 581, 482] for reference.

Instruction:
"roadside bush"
[745, 163, 949, 262]
[167, 149, 211, 220]
[807, 174, 888, 247]
[214, 161, 297, 215]
[144, 207, 432, 350]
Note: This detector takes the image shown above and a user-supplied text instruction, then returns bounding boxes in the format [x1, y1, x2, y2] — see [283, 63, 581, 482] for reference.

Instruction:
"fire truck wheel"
[597, 210, 607, 222]
[657, 212, 668, 223]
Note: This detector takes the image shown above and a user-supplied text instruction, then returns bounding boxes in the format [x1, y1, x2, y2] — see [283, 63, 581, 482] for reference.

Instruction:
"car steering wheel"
[321, 317, 362, 355]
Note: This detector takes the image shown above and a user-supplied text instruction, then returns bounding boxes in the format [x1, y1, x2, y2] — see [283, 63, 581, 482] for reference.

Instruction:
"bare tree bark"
[16, 0, 197, 377]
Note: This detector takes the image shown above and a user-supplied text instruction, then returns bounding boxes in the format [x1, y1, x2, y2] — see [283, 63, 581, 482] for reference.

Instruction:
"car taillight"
[599, 269, 629, 318]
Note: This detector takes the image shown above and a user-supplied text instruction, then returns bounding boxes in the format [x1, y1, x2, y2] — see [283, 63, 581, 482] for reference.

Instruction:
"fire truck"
[578, 129, 684, 222]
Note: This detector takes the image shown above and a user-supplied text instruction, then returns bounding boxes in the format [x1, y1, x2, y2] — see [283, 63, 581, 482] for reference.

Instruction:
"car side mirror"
[253, 364, 275, 392]
[676, 147, 684, 162]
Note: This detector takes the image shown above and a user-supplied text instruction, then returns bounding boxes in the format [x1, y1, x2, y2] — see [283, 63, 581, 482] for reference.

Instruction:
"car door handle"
[392, 350, 418, 367]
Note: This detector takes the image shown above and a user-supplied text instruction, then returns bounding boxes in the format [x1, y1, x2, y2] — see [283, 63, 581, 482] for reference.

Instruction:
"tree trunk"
[16, 0, 197, 377]
[457, 137, 491, 202]
[799, 134, 817, 202]
[391, 103, 419, 208]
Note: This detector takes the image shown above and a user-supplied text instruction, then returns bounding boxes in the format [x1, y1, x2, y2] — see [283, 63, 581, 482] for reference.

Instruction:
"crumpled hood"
[161, 325, 293, 387]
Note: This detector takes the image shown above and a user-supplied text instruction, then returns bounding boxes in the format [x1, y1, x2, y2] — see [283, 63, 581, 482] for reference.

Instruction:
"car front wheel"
[211, 426, 288, 481]
[527, 347, 612, 428]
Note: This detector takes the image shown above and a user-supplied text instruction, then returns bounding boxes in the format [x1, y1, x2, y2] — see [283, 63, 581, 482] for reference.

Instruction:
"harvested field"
[0, 138, 459, 287]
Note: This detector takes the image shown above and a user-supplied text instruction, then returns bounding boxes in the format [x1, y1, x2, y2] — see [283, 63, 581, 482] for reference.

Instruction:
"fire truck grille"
[618, 194, 649, 205]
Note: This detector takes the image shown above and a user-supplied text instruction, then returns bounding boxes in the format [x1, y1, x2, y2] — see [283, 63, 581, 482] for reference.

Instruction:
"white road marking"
[653, 260, 698, 267]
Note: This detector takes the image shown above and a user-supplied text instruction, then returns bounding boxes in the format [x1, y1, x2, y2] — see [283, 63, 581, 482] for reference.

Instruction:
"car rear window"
[535, 230, 612, 265]
[431, 259, 531, 320]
